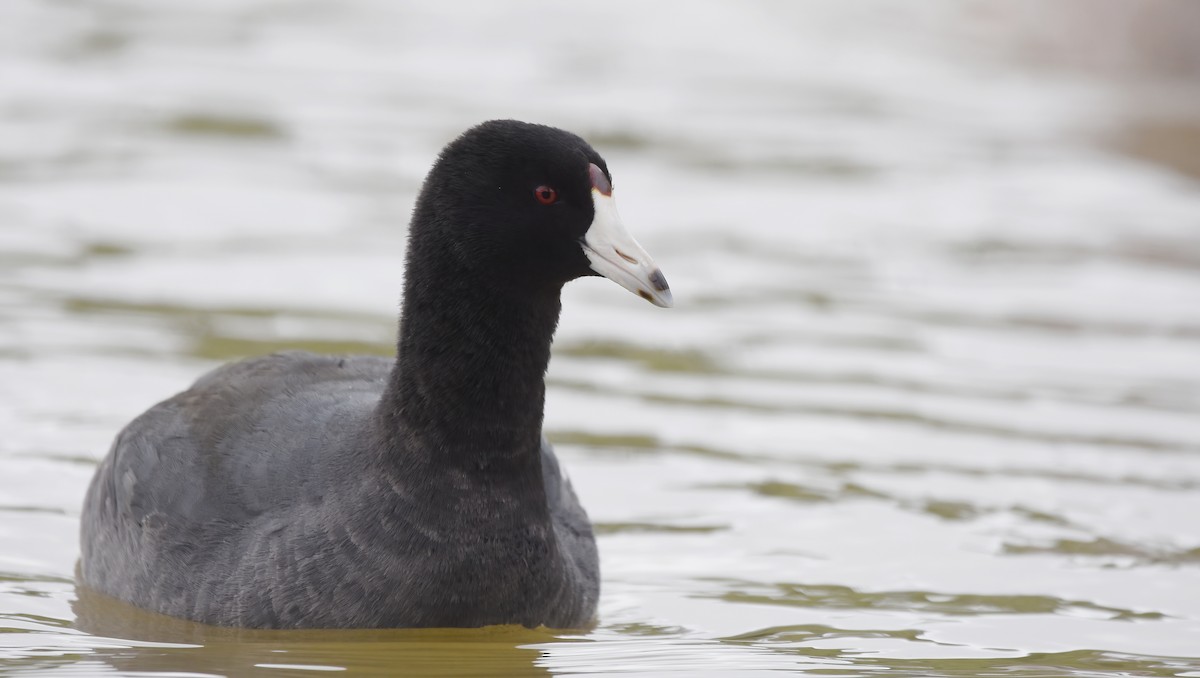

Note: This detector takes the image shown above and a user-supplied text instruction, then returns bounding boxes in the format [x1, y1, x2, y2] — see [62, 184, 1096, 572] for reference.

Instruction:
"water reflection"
[72, 586, 554, 676]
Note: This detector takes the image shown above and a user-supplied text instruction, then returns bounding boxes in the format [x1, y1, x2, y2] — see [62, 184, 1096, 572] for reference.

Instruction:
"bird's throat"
[376, 262, 562, 474]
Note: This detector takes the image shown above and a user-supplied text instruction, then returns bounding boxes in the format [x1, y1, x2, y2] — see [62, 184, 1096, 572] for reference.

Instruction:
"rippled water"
[3, 1, 1200, 676]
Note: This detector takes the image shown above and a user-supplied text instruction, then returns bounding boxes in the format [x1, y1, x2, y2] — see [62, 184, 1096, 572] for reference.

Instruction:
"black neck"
[373, 254, 562, 475]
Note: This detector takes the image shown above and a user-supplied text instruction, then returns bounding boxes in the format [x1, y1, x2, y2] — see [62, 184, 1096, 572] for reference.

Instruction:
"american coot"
[78, 120, 672, 629]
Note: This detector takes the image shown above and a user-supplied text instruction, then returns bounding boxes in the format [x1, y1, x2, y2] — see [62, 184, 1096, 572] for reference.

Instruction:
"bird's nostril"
[614, 248, 638, 265]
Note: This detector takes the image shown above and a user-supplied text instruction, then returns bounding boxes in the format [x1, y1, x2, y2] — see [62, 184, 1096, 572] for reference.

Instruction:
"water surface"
[3, 1, 1200, 675]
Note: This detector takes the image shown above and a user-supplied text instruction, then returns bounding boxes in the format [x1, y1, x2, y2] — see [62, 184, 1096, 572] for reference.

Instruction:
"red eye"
[534, 186, 558, 205]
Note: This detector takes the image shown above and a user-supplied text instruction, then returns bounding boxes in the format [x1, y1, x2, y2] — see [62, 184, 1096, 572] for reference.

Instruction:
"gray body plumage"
[80, 352, 598, 628]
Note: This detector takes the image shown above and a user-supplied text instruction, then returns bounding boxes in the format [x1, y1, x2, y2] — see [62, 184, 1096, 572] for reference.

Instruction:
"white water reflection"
[2, 0, 1200, 675]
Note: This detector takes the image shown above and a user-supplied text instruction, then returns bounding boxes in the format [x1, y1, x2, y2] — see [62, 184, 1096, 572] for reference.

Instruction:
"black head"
[408, 120, 672, 306]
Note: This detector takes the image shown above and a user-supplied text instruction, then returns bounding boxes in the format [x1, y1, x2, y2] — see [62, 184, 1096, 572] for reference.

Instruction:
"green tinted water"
[3, 1, 1200, 676]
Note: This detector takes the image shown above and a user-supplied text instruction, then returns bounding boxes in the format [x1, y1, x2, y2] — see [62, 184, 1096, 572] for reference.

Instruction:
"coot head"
[410, 119, 672, 307]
